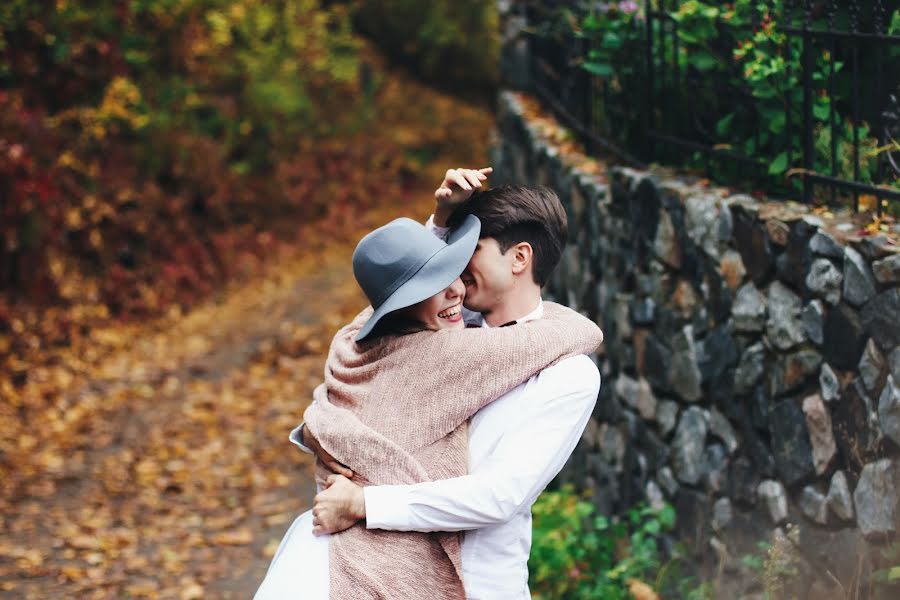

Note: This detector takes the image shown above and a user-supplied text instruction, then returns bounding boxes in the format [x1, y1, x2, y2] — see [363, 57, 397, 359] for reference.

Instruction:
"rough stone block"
[834, 378, 884, 465]
[598, 423, 627, 470]
[766, 219, 790, 246]
[861, 288, 900, 351]
[702, 443, 729, 492]
[749, 385, 772, 431]
[800, 299, 825, 346]
[743, 421, 776, 477]
[733, 207, 772, 283]
[732, 282, 767, 332]
[672, 279, 700, 320]
[826, 470, 855, 522]
[892, 347, 900, 382]
[642, 334, 671, 393]
[823, 304, 866, 370]
[766, 281, 806, 350]
[802, 393, 836, 476]
[806, 258, 843, 305]
[630, 296, 656, 326]
[712, 497, 733, 532]
[657, 466, 679, 497]
[610, 293, 633, 340]
[858, 338, 886, 394]
[800, 486, 829, 524]
[719, 250, 747, 292]
[769, 398, 815, 486]
[770, 349, 822, 397]
[614, 374, 657, 421]
[654, 208, 682, 269]
[698, 325, 740, 383]
[686, 192, 725, 259]
[669, 326, 703, 402]
[588, 453, 620, 515]
[645, 480, 666, 511]
[872, 253, 900, 284]
[656, 399, 679, 438]
[778, 219, 816, 288]
[853, 459, 900, 538]
[734, 342, 767, 395]
[709, 407, 740, 454]
[855, 234, 894, 260]
[819, 363, 841, 403]
[877, 375, 900, 447]
[672, 406, 709, 485]
[728, 454, 759, 507]
[843, 246, 878, 307]
[758, 479, 789, 524]
[809, 230, 843, 259]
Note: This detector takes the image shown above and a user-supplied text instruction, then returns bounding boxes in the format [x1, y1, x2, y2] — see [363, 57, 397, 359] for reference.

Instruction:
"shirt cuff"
[289, 423, 313, 454]
[364, 485, 414, 530]
[424, 215, 450, 240]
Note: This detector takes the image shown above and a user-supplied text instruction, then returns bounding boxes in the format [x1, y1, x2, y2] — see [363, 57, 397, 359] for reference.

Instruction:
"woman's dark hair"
[364, 309, 427, 341]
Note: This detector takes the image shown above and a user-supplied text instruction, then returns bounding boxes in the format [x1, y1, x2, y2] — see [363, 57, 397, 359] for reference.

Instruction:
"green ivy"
[572, 1, 899, 198]
[529, 486, 690, 600]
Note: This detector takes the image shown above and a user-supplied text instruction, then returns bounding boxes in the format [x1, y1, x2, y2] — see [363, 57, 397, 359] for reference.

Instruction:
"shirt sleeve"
[288, 422, 314, 454]
[363, 355, 601, 532]
[424, 215, 450, 240]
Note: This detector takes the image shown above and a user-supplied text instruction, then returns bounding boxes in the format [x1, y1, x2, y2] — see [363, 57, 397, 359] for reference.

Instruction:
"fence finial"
[849, 0, 860, 32]
[874, 0, 886, 34]
[825, 0, 837, 28]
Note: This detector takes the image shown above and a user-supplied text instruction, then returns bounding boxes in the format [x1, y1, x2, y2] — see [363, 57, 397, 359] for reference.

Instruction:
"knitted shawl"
[304, 302, 603, 600]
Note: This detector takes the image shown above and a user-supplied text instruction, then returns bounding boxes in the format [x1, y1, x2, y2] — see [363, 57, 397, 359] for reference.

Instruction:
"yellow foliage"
[46, 77, 147, 143]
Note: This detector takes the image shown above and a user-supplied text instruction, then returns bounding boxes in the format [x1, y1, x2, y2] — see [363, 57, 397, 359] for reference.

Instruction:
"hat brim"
[355, 214, 480, 342]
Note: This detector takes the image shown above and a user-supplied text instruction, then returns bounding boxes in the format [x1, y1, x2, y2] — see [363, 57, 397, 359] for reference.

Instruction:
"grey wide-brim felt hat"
[352, 214, 481, 342]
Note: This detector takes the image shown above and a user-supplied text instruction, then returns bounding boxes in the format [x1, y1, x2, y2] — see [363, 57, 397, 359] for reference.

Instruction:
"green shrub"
[529, 486, 679, 600]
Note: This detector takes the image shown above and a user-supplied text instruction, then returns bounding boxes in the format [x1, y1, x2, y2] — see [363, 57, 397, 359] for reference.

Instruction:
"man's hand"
[434, 167, 492, 227]
[301, 426, 353, 478]
[312, 474, 366, 536]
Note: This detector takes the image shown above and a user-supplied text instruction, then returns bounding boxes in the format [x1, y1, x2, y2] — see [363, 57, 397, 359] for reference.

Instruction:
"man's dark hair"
[447, 185, 568, 287]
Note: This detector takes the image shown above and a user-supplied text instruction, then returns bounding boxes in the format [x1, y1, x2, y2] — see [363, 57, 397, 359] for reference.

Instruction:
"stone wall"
[491, 91, 900, 596]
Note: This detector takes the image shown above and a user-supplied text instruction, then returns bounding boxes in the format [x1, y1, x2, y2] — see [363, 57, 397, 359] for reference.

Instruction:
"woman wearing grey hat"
[255, 215, 603, 599]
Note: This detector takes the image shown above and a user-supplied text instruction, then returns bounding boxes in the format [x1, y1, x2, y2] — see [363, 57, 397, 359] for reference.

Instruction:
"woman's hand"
[433, 167, 492, 227]
[312, 474, 366, 536]
[302, 426, 353, 478]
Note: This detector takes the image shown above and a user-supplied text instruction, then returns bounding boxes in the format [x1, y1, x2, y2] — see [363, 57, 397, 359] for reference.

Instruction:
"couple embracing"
[255, 167, 604, 599]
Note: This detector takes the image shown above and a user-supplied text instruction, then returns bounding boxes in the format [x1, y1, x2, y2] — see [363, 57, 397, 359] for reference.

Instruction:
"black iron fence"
[523, 0, 900, 215]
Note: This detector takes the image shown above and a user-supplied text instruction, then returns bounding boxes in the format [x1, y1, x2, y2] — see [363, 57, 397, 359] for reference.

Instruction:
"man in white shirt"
[297, 168, 602, 599]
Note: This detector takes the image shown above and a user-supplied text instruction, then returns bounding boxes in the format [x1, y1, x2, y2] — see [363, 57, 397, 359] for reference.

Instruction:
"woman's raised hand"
[433, 167, 492, 227]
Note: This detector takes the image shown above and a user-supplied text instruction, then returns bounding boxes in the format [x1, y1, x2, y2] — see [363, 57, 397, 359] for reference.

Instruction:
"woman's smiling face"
[403, 277, 466, 331]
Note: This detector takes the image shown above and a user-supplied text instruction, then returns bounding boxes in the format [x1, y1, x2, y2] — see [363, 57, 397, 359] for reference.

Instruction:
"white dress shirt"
[362, 302, 600, 599]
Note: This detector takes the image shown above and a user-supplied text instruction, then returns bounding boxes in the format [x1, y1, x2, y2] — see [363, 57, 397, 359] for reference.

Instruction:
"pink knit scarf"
[304, 302, 603, 599]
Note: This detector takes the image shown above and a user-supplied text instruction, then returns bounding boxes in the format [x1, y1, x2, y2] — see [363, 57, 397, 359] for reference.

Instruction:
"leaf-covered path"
[1, 73, 493, 599]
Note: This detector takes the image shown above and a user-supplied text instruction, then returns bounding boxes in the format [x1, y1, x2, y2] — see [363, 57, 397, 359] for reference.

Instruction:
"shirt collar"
[480, 299, 544, 328]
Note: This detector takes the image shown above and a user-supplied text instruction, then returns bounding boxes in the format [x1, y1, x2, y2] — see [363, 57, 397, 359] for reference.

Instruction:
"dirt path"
[0, 71, 493, 598]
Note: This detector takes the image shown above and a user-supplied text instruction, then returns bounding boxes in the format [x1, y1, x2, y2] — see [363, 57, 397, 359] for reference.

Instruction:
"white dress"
[254, 510, 330, 599]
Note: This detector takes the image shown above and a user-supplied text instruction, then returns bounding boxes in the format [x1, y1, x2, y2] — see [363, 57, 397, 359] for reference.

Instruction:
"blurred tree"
[0, 0, 497, 317]
[349, 0, 499, 104]
[0, 0, 365, 306]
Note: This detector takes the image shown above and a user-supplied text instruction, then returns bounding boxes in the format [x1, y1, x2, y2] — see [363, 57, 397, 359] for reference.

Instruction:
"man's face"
[460, 237, 516, 314]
